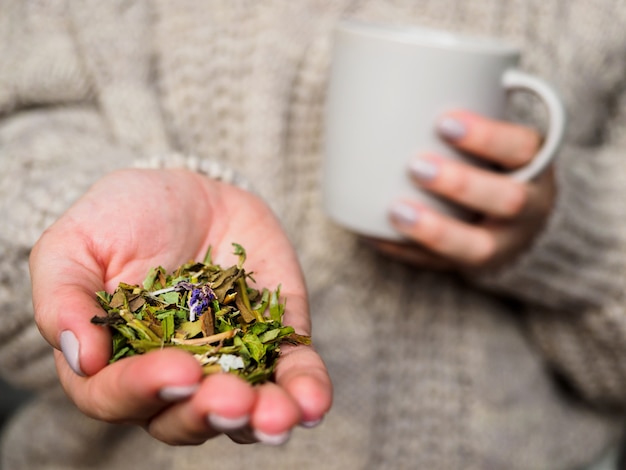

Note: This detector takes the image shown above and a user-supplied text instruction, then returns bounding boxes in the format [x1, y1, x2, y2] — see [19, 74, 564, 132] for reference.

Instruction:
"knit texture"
[1, 1, 626, 469]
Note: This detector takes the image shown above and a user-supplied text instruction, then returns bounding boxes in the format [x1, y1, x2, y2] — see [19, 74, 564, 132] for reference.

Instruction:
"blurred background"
[0, 378, 32, 463]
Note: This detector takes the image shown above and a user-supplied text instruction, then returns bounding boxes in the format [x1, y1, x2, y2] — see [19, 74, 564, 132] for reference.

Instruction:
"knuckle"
[78, 397, 112, 423]
[513, 129, 543, 164]
[468, 232, 497, 266]
[441, 165, 471, 199]
[473, 124, 497, 153]
[81, 382, 123, 424]
[500, 182, 529, 217]
[419, 214, 447, 249]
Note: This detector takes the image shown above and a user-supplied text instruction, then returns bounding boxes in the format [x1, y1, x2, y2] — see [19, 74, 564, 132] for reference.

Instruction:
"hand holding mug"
[370, 110, 556, 270]
[323, 20, 566, 265]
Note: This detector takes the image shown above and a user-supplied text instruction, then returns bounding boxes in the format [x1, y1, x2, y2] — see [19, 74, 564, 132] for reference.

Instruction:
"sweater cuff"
[134, 154, 252, 192]
[472, 144, 626, 310]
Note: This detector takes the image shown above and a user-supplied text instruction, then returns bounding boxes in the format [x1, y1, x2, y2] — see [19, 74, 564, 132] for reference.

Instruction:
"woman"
[1, 1, 626, 468]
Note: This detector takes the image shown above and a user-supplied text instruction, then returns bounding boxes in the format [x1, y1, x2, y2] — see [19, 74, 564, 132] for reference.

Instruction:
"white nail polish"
[409, 159, 438, 181]
[438, 117, 467, 140]
[390, 203, 419, 227]
[60, 330, 85, 377]
[208, 413, 250, 432]
[300, 417, 323, 429]
[254, 429, 291, 446]
[158, 384, 199, 402]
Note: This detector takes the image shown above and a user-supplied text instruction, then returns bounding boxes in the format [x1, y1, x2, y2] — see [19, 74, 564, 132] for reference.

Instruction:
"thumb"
[30, 225, 112, 376]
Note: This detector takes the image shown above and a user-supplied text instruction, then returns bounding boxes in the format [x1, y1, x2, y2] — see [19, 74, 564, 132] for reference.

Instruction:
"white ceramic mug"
[323, 20, 566, 240]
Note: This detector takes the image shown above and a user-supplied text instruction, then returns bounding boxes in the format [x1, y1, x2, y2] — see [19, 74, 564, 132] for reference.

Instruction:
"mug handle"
[501, 69, 567, 181]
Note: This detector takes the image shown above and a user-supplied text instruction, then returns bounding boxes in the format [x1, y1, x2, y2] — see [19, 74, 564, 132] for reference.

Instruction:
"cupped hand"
[29, 168, 332, 446]
[369, 110, 556, 271]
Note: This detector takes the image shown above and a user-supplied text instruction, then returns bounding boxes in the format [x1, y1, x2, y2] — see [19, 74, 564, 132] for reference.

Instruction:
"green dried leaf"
[269, 285, 285, 322]
[242, 332, 265, 363]
[232, 242, 246, 268]
[143, 268, 158, 291]
[160, 312, 175, 342]
[159, 291, 180, 305]
[176, 320, 203, 339]
[95, 291, 112, 307]
[258, 327, 281, 344]
[202, 245, 213, 265]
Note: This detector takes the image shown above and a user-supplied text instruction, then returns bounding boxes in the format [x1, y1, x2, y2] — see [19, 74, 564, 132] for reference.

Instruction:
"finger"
[438, 110, 543, 168]
[146, 373, 255, 445]
[408, 155, 529, 219]
[388, 201, 497, 267]
[56, 348, 203, 424]
[149, 372, 305, 446]
[274, 344, 333, 427]
[30, 224, 113, 376]
[249, 381, 301, 445]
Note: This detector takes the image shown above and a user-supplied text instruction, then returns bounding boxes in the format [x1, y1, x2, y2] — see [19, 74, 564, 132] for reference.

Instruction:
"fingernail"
[158, 384, 199, 402]
[301, 417, 323, 429]
[60, 330, 85, 377]
[409, 158, 439, 181]
[438, 117, 467, 140]
[390, 203, 419, 227]
[254, 429, 292, 446]
[208, 413, 250, 432]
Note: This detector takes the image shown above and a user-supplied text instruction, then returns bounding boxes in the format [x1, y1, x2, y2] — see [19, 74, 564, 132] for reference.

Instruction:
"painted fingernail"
[409, 158, 438, 181]
[158, 384, 199, 402]
[390, 203, 419, 227]
[208, 413, 250, 432]
[60, 330, 85, 377]
[301, 417, 323, 429]
[438, 117, 467, 140]
[254, 429, 292, 446]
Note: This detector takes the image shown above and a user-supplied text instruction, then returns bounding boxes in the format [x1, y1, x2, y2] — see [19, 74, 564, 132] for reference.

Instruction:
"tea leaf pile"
[91, 244, 310, 384]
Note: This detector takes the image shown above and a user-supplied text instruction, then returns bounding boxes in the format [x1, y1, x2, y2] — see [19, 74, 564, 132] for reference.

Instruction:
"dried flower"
[188, 285, 216, 321]
[218, 354, 245, 372]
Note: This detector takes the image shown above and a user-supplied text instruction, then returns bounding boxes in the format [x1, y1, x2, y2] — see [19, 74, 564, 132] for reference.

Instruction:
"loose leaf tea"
[92, 244, 310, 384]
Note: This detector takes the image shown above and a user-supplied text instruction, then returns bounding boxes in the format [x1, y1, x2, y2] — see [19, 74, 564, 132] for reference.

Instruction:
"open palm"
[30, 168, 332, 445]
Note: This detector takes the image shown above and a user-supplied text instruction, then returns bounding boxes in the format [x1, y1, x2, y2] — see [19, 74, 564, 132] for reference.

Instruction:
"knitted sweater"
[1, 1, 626, 469]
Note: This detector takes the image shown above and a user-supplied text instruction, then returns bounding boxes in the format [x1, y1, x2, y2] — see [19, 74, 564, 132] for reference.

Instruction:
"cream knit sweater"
[2, 1, 626, 469]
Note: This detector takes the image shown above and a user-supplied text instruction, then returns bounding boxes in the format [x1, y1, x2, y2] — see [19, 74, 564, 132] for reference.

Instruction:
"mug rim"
[336, 19, 520, 55]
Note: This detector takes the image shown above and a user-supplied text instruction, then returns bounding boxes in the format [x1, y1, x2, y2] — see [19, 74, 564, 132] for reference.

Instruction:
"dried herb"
[91, 244, 310, 384]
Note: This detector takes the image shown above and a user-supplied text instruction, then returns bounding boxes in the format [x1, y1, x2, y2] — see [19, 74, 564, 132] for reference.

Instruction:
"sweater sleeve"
[0, 1, 253, 390]
[0, 111, 251, 392]
[0, 1, 105, 390]
[471, 89, 626, 407]
[0, 107, 143, 390]
[0, 0, 173, 390]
